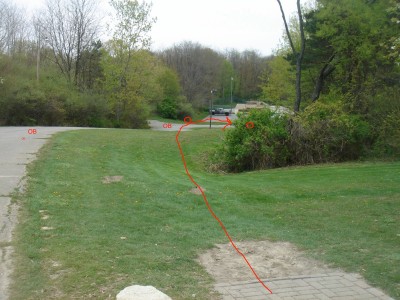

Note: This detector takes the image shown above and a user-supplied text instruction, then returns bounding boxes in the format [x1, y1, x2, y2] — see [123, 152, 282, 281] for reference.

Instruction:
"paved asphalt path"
[148, 114, 237, 131]
[0, 126, 90, 300]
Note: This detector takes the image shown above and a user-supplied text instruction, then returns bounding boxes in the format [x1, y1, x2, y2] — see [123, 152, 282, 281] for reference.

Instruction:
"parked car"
[211, 108, 230, 116]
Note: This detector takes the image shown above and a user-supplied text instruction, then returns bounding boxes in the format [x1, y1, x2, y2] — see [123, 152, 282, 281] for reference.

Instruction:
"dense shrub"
[221, 109, 290, 172]
[4, 84, 46, 125]
[3, 83, 67, 126]
[290, 101, 370, 164]
[120, 100, 150, 129]
[211, 102, 374, 173]
[157, 96, 194, 120]
[176, 102, 194, 120]
[0, 77, 116, 127]
[373, 110, 400, 157]
[157, 97, 177, 119]
[65, 93, 111, 127]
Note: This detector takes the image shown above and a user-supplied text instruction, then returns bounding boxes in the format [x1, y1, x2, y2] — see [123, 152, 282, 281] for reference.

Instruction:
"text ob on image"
[163, 123, 172, 128]
[28, 128, 37, 135]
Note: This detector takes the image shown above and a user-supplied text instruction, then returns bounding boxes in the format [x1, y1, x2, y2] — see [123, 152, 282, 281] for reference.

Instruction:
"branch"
[311, 53, 336, 102]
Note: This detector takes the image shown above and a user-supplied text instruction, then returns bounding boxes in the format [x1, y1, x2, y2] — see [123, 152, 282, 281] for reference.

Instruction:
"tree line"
[266, 0, 399, 113]
[212, 0, 399, 170]
[159, 42, 269, 107]
[0, 0, 270, 128]
[1, 0, 398, 163]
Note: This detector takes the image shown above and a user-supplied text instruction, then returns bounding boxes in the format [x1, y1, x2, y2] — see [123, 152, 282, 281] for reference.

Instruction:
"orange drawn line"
[175, 117, 272, 294]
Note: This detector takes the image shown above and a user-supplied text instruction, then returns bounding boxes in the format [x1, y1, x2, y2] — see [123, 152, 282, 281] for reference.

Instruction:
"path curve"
[148, 119, 227, 131]
[0, 126, 91, 300]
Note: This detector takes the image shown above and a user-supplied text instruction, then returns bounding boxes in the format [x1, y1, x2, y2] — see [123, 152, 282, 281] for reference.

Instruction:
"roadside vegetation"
[11, 129, 400, 299]
[3, 0, 400, 296]
[1, 0, 398, 167]
[0, 0, 267, 128]
[210, 107, 378, 172]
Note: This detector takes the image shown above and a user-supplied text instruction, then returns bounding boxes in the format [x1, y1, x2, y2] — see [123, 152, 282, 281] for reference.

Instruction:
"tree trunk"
[294, 0, 306, 112]
[294, 59, 302, 112]
[311, 53, 335, 102]
[277, 0, 305, 112]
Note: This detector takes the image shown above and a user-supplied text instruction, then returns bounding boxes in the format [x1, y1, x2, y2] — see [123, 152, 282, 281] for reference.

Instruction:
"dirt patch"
[41, 226, 55, 231]
[102, 176, 124, 184]
[39, 210, 49, 220]
[189, 186, 205, 195]
[197, 240, 338, 282]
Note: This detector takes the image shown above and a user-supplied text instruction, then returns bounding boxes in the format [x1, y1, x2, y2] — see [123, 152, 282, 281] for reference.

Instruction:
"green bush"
[42, 98, 67, 126]
[177, 101, 194, 120]
[65, 93, 111, 127]
[211, 102, 372, 173]
[221, 109, 290, 172]
[157, 96, 194, 121]
[157, 97, 177, 119]
[121, 100, 150, 129]
[3, 82, 67, 126]
[373, 110, 400, 157]
[5, 83, 45, 125]
[290, 101, 370, 164]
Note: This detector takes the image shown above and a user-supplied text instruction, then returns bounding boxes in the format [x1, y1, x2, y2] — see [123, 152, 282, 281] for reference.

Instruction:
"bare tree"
[33, 17, 45, 82]
[226, 49, 269, 100]
[159, 41, 224, 107]
[276, 0, 305, 112]
[40, 0, 99, 86]
[0, 1, 29, 55]
[0, 1, 7, 52]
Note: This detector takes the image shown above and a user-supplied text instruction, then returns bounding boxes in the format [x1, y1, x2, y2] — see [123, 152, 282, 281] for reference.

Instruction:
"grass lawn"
[11, 129, 400, 299]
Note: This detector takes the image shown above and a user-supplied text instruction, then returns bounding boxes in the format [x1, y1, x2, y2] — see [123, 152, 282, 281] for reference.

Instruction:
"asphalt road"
[0, 126, 90, 300]
[148, 114, 237, 131]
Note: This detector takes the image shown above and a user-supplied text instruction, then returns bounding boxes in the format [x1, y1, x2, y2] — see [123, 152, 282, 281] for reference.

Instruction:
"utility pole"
[230, 77, 233, 113]
[210, 89, 217, 129]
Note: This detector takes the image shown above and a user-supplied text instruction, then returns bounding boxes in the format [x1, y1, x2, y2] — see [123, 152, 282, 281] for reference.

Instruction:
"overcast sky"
[12, 0, 300, 56]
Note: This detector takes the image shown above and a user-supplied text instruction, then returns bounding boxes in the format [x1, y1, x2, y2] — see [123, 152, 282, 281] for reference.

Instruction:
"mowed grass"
[11, 129, 400, 299]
